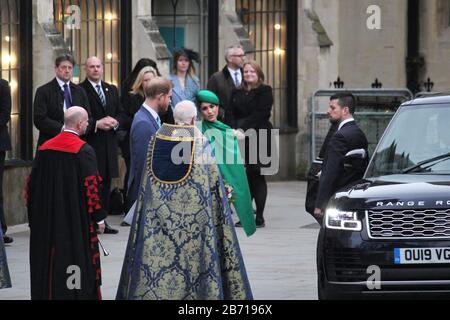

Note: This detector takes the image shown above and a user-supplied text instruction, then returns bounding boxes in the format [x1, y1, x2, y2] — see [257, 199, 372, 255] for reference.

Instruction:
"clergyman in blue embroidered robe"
[116, 124, 252, 300]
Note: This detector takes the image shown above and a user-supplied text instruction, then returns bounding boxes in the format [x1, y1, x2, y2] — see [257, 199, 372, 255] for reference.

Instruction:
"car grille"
[325, 249, 367, 282]
[367, 209, 450, 239]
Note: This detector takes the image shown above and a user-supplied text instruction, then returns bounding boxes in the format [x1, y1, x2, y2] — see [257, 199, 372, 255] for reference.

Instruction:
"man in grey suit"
[125, 78, 173, 214]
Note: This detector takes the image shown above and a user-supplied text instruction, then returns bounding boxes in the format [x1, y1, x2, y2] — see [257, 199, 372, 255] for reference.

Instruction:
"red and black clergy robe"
[27, 131, 107, 300]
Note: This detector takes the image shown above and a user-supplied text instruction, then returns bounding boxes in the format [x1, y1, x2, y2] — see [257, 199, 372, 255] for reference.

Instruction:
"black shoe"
[3, 236, 13, 244]
[120, 221, 130, 227]
[255, 218, 265, 228]
[235, 221, 243, 228]
[104, 224, 119, 234]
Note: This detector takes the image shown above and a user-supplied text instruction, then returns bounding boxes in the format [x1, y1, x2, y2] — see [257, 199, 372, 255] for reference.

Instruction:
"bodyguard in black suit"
[0, 79, 12, 243]
[314, 92, 369, 221]
[80, 56, 126, 234]
[33, 54, 90, 147]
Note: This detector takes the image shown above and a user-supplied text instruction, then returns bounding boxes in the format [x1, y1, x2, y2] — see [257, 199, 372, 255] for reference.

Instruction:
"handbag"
[305, 159, 322, 215]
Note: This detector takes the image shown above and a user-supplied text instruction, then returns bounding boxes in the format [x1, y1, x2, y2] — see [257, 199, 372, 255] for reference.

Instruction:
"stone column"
[132, 0, 171, 76]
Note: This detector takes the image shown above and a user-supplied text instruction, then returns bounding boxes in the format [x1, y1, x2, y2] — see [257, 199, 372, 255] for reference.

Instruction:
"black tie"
[63, 84, 72, 109]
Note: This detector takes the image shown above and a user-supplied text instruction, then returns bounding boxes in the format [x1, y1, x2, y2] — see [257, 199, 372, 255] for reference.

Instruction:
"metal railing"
[308, 89, 413, 165]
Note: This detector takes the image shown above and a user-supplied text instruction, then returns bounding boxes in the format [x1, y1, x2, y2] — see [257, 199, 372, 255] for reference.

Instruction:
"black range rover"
[317, 95, 450, 299]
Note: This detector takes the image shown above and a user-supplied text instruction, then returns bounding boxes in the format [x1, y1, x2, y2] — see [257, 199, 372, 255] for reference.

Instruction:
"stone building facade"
[1, 0, 449, 226]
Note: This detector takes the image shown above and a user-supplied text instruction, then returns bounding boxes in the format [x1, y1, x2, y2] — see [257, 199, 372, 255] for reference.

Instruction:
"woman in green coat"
[197, 90, 256, 236]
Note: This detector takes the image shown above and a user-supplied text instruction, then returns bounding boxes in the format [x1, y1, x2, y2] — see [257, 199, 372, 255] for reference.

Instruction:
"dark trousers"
[0, 151, 6, 234]
[246, 164, 267, 222]
[101, 175, 111, 216]
[119, 136, 130, 212]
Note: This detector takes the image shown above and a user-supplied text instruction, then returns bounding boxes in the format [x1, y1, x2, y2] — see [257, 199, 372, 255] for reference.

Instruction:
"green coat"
[199, 120, 256, 236]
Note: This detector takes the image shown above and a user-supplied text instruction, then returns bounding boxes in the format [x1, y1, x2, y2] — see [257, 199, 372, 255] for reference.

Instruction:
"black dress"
[228, 84, 274, 226]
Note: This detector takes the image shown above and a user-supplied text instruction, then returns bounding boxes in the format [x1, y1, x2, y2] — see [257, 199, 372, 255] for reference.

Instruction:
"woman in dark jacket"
[228, 60, 274, 228]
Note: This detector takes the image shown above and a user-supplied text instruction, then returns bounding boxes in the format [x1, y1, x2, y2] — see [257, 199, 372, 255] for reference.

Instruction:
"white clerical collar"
[142, 103, 159, 121]
[64, 129, 79, 136]
[56, 77, 70, 90]
[338, 118, 355, 131]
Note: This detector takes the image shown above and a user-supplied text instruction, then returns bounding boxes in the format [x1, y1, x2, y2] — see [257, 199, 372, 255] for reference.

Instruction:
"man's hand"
[314, 208, 324, 219]
[97, 223, 105, 234]
[96, 117, 119, 131]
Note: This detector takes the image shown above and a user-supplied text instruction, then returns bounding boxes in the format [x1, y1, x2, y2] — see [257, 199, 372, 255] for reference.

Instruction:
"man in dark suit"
[80, 56, 126, 234]
[0, 79, 12, 244]
[33, 54, 90, 147]
[314, 92, 369, 222]
[207, 45, 245, 124]
[125, 78, 172, 218]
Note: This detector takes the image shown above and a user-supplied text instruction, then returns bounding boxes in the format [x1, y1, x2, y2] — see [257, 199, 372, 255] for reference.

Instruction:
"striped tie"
[96, 84, 106, 106]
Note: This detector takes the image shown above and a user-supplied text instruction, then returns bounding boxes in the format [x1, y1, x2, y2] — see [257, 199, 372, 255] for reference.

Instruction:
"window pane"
[53, 0, 121, 87]
[236, 0, 287, 128]
[0, 0, 20, 160]
[152, 0, 209, 86]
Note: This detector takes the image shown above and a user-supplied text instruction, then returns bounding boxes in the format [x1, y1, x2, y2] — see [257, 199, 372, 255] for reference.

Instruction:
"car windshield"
[366, 103, 450, 177]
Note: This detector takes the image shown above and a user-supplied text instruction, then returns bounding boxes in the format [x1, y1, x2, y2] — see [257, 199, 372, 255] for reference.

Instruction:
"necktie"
[234, 71, 240, 87]
[63, 83, 72, 109]
[156, 116, 162, 128]
[96, 84, 106, 106]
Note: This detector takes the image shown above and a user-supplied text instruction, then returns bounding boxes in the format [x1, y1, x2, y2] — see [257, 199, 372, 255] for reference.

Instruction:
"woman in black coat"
[228, 60, 274, 228]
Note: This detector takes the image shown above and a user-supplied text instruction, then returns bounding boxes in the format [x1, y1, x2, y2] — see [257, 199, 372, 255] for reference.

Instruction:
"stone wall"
[3, 166, 31, 226]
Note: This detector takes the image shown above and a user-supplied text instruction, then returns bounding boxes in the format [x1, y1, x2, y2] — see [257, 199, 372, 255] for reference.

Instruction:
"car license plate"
[394, 248, 450, 264]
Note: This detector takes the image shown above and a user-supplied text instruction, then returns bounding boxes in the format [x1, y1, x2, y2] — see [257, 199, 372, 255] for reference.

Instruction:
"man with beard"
[27, 107, 106, 300]
[314, 92, 368, 222]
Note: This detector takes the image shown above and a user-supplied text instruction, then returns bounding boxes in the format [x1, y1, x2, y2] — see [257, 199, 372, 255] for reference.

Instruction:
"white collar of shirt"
[228, 67, 241, 80]
[63, 129, 79, 136]
[88, 79, 103, 90]
[338, 118, 355, 131]
[56, 77, 70, 91]
[142, 103, 159, 122]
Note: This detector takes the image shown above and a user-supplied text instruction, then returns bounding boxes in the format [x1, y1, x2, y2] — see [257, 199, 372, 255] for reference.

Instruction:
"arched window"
[236, 0, 288, 129]
[53, 0, 121, 86]
[0, 0, 20, 160]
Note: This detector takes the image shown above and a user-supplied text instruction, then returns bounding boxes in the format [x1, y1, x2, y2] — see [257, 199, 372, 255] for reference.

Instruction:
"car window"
[366, 104, 450, 177]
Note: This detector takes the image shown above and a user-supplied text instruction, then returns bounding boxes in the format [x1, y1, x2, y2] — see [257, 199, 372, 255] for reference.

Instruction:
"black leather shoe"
[3, 236, 13, 244]
[255, 218, 265, 228]
[234, 221, 243, 228]
[120, 221, 130, 227]
[104, 224, 119, 234]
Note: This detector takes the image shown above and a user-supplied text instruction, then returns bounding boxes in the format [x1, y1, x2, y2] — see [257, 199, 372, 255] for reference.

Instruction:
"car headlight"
[325, 208, 362, 231]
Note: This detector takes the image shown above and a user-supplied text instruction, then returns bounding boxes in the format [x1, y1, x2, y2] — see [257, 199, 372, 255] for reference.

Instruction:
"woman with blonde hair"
[228, 60, 274, 228]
